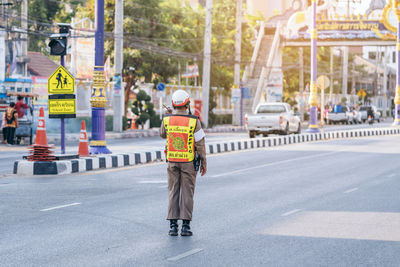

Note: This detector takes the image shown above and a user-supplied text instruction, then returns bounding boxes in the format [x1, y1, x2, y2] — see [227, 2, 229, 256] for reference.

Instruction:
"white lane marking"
[40, 202, 81, 212]
[137, 180, 167, 184]
[158, 185, 168, 189]
[167, 248, 204, 262]
[282, 209, 301, 217]
[211, 150, 346, 178]
[344, 188, 358, 194]
[388, 173, 396, 178]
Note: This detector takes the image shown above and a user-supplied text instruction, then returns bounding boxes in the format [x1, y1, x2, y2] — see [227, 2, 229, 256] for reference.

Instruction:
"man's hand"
[200, 165, 207, 176]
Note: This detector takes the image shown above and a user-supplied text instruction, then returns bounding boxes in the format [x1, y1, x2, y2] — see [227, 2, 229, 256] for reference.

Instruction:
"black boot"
[181, 220, 193, 236]
[169, 220, 178, 236]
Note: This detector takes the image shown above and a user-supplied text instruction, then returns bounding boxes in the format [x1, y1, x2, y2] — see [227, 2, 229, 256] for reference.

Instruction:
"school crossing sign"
[48, 65, 76, 118]
[48, 65, 75, 94]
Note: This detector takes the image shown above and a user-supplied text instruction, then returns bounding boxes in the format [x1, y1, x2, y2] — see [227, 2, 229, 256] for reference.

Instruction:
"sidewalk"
[46, 126, 246, 144]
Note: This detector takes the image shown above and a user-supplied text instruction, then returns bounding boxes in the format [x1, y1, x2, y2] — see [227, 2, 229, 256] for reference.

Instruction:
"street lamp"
[307, 0, 320, 133]
[392, 0, 400, 126]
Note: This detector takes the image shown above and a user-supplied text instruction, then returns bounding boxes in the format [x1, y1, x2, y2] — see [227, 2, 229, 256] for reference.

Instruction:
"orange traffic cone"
[27, 107, 55, 162]
[35, 107, 48, 145]
[78, 120, 90, 157]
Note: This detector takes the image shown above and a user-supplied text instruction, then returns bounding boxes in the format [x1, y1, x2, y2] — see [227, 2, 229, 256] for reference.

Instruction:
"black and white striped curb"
[14, 151, 166, 176]
[13, 127, 400, 176]
[205, 127, 400, 154]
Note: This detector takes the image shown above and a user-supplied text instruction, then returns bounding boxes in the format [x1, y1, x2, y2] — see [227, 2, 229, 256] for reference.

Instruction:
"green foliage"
[74, 0, 255, 122]
[283, 47, 369, 101]
[27, 0, 62, 52]
[123, 116, 128, 130]
[209, 114, 232, 126]
[131, 90, 159, 128]
[150, 114, 161, 128]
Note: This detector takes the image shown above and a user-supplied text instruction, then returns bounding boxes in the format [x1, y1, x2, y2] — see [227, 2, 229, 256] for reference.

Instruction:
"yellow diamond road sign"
[48, 65, 75, 94]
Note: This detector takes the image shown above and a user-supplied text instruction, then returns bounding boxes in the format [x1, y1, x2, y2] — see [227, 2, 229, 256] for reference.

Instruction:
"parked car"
[326, 105, 352, 124]
[359, 105, 380, 123]
[245, 103, 301, 138]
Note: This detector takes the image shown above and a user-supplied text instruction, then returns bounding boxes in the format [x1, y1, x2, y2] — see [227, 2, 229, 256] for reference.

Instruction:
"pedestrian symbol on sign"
[48, 65, 75, 94]
[56, 70, 65, 89]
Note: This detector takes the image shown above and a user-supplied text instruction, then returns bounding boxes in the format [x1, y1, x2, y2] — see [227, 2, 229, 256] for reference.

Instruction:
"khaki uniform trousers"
[167, 161, 197, 221]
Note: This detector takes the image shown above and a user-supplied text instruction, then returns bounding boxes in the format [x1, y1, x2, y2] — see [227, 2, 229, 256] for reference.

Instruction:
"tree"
[25, 0, 62, 52]
[131, 90, 158, 129]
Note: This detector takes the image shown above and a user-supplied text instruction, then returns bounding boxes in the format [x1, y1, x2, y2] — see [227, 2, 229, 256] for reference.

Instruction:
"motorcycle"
[368, 115, 374, 125]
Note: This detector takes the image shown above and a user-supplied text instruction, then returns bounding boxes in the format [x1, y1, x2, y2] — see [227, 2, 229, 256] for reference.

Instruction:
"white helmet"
[171, 90, 190, 107]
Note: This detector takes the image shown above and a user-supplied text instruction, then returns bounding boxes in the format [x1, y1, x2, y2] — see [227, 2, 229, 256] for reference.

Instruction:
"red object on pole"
[194, 99, 202, 121]
[78, 121, 90, 157]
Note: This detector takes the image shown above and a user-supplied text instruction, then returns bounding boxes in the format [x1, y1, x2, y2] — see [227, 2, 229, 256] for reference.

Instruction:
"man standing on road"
[160, 90, 207, 236]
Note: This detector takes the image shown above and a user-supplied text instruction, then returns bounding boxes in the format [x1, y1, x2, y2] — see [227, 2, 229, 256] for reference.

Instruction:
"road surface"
[0, 133, 399, 266]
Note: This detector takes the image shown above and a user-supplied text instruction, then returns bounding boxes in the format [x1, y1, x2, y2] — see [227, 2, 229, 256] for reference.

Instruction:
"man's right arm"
[160, 119, 167, 139]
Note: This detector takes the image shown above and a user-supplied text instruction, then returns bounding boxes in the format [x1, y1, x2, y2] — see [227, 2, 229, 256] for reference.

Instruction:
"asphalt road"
[0, 122, 394, 175]
[0, 133, 399, 266]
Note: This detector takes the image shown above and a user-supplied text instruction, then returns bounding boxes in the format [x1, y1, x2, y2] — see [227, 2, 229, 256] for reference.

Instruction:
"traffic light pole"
[60, 55, 65, 154]
[90, 0, 111, 154]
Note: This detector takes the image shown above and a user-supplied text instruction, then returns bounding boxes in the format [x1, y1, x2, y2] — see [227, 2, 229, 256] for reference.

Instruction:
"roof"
[27, 51, 59, 78]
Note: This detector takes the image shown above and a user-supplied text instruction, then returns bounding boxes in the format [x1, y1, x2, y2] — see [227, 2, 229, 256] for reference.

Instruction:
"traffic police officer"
[160, 90, 207, 236]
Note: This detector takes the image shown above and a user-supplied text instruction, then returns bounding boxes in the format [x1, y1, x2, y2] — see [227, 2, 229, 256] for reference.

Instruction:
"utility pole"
[342, 47, 348, 97]
[178, 61, 181, 84]
[330, 47, 334, 102]
[21, 0, 28, 76]
[201, 0, 212, 128]
[113, 0, 124, 132]
[342, 1, 351, 99]
[299, 47, 304, 121]
[232, 0, 242, 126]
[185, 61, 189, 86]
[383, 46, 388, 117]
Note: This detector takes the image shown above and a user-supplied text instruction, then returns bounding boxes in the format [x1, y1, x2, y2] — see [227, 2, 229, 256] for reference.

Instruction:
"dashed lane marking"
[344, 188, 358, 194]
[40, 202, 81, 212]
[282, 209, 301, 217]
[167, 248, 204, 262]
[211, 150, 346, 178]
[137, 180, 167, 184]
[388, 173, 396, 178]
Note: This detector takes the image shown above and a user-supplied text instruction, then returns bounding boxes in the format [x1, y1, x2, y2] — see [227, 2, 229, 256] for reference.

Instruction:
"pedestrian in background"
[160, 90, 207, 236]
[15, 96, 28, 119]
[4, 102, 18, 145]
[1, 112, 6, 144]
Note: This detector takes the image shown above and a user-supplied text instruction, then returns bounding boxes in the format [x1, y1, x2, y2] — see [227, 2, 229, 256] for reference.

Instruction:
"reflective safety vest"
[163, 114, 197, 162]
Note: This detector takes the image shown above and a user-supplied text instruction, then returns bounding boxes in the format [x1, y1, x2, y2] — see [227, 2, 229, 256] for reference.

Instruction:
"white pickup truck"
[245, 103, 301, 138]
[326, 106, 352, 124]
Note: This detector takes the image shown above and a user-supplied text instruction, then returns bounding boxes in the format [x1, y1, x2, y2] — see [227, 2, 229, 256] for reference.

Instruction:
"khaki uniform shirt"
[160, 109, 207, 168]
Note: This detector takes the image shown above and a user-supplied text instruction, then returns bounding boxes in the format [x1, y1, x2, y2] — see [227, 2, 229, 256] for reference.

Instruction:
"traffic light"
[48, 23, 72, 56]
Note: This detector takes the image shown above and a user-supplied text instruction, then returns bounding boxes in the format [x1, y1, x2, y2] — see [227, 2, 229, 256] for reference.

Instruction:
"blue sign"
[241, 87, 251, 99]
[157, 83, 165, 91]
[113, 75, 122, 96]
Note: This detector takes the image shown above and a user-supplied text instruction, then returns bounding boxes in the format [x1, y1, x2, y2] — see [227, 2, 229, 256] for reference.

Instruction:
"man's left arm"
[194, 119, 207, 176]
